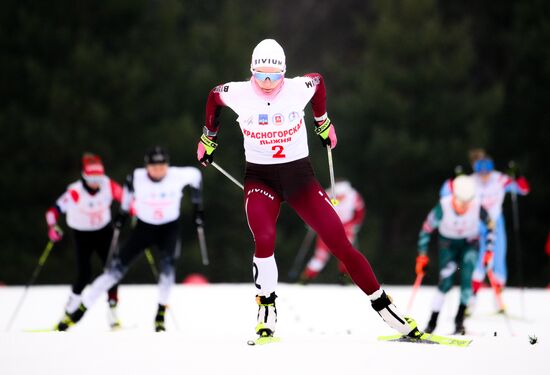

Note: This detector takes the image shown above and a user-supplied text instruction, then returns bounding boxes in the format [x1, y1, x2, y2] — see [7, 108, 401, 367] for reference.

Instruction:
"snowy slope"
[1, 284, 548, 375]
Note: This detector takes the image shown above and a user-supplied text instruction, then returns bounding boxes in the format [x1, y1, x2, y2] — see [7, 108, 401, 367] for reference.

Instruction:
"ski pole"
[287, 227, 316, 281]
[406, 272, 424, 314]
[104, 227, 121, 271]
[144, 248, 159, 279]
[508, 160, 525, 317]
[211, 162, 244, 190]
[197, 226, 209, 266]
[144, 248, 180, 330]
[326, 146, 339, 206]
[5, 241, 55, 331]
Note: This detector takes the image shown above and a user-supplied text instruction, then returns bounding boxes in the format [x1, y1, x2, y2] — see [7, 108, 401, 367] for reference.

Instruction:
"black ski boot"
[155, 304, 166, 332]
[55, 304, 87, 331]
[424, 311, 439, 334]
[454, 304, 467, 335]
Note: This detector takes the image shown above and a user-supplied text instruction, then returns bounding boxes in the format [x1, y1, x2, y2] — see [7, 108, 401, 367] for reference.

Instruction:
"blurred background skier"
[54, 146, 204, 332]
[300, 178, 365, 284]
[416, 175, 495, 334]
[439, 149, 530, 312]
[468, 157, 530, 312]
[45, 153, 123, 330]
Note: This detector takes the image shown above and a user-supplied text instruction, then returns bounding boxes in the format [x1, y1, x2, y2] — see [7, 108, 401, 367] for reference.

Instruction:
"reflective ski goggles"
[473, 158, 494, 174]
[252, 71, 284, 81]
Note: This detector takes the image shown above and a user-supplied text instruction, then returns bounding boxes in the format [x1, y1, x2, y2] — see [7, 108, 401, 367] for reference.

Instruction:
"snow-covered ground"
[0, 283, 548, 375]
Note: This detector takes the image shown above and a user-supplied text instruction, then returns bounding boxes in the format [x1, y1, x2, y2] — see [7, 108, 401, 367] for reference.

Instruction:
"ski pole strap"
[200, 134, 218, 154]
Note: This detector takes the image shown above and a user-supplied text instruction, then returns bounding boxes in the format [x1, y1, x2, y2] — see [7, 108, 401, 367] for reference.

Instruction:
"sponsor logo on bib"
[259, 114, 268, 126]
[288, 111, 299, 122]
[272, 113, 284, 125]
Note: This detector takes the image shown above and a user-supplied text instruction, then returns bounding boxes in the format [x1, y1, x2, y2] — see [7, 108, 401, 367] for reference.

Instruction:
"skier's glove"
[415, 254, 429, 275]
[113, 211, 129, 230]
[48, 225, 63, 242]
[193, 209, 204, 228]
[507, 161, 530, 191]
[314, 118, 337, 149]
[515, 176, 530, 192]
[197, 134, 218, 166]
[483, 250, 494, 268]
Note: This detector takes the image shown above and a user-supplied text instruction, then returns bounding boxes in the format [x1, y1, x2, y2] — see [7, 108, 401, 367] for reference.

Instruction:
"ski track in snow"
[0, 284, 548, 375]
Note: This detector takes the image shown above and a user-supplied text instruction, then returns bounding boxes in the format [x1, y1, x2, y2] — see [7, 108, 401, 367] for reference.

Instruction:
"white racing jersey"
[213, 75, 324, 164]
[438, 195, 483, 240]
[472, 171, 510, 220]
[122, 167, 202, 225]
[441, 171, 529, 220]
[419, 194, 495, 254]
[54, 177, 120, 231]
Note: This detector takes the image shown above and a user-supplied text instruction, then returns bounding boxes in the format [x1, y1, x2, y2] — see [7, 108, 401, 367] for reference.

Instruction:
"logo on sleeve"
[214, 85, 229, 93]
[304, 76, 321, 88]
[258, 114, 268, 126]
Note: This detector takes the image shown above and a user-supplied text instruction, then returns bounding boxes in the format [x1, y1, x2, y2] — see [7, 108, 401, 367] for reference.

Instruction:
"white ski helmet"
[452, 175, 476, 202]
[250, 39, 286, 73]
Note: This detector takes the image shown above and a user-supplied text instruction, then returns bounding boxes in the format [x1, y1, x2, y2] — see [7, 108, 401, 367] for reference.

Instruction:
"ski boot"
[370, 290, 422, 338]
[107, 299, 121, 330]
[255, 292, 277, 338]
[424, 311, 439, 334]
[155, 304, 166, 332]
[454, 304, 466, 335]
[55, 304, 87, 331]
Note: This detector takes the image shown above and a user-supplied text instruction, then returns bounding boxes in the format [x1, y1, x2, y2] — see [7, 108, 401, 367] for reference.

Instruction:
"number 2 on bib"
[271, 145, 286, 159]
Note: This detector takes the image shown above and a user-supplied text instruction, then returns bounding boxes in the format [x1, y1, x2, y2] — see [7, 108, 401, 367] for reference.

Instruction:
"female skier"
[196, 39, 420, 341]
